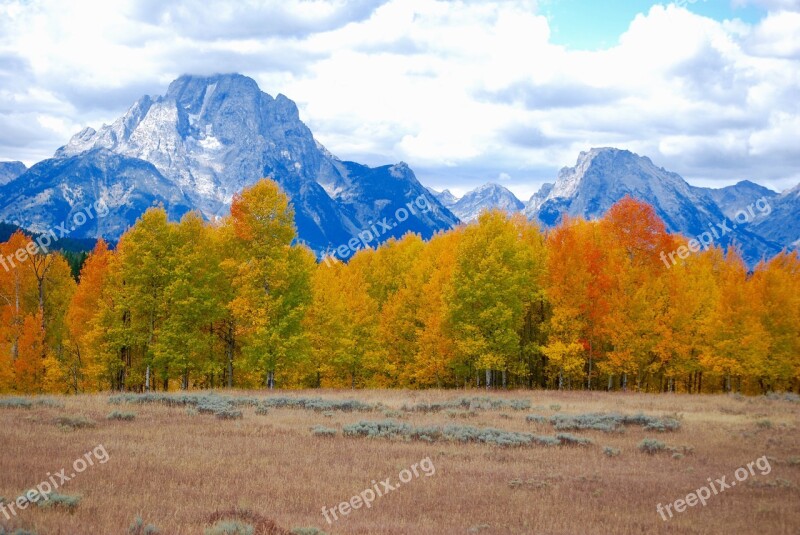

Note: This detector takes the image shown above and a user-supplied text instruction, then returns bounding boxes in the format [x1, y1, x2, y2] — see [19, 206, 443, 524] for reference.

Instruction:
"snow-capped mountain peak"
[0, 73, 458, 251]
[448, 182, 524, 222]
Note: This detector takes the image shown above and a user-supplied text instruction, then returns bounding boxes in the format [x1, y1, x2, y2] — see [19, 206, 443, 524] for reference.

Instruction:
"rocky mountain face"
[427, 187, 458, 209]
[429, 183, 523, 222]
[0, 161, 26, 186]
[446, 183, 524, 222]
[697, 180, 778, 221]
[749, 184, 800, 251]
[522, 182, 553, 220]
[2, 74, 457, 252]
[522, 148, 788, 266]
[0, 149, 192, 239]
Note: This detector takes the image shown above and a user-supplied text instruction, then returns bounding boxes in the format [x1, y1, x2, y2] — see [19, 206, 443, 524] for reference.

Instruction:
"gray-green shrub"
[53, 415, 95, 429]
[0, 396, 63, 409]
[0, 528, 37, 535]
[107, 411, 136, 421]
[548, 412, 680, 433]
[525, 414, 547, 424]
[556, 433, 593, 446]
[311, 425, 337, 437]
[638, 438, 667, 454]
[205, 521, 255, 535]
[343, 419, 412, 439]
[342, 420, 567, 447]
[129, 516, 160, 535]
[37, 492, 81, 512]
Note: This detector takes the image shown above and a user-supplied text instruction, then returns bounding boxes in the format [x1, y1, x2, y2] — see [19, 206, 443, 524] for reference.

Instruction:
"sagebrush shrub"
[0, 527, 37, 535]
[37, 492, 81, 512]
[129, 516, 159, 535]
[525, 414, 547, 424]
[638, 438, 666, 454]
[107, 411, 136, 421]
[0, 396, 63, 409]
[258, 397, 374, 412]
[2, 397, 34, 409]
[548, 412, 680, 433]
[342, 419, 568, 447]
[215, 408, 243, 420]
[766, 392, 800, 403]
[556, 433, 593, 446]
[53, 415, 95, 429]
[311, 425, 337, 437]
[343, 419, 412, 438]
[205, 521, 254, 535]
[403, 397, 532, 413]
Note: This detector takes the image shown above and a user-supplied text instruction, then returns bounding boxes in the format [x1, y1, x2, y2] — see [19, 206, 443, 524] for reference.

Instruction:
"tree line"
[0, 179, 797, 395]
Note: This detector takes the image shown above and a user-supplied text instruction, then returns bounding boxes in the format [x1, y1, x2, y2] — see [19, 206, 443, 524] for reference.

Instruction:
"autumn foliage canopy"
[1, 180, 798, 395]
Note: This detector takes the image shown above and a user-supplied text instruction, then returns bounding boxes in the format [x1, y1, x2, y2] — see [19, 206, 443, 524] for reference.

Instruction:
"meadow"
[0, 390, 798, 534]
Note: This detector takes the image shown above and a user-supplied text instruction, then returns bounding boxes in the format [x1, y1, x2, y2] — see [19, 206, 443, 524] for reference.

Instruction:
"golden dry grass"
[0, 390, 798, 534]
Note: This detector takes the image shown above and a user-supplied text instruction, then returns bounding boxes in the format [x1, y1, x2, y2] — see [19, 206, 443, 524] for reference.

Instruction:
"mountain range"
[0, 74, 457, 254]
[431, 148, 797, 266]
[0, 73, 796, 266]
[428, 183, 524, 222]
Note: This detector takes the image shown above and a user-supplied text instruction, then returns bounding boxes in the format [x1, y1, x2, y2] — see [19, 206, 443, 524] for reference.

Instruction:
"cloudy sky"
[0, 0, 798, 200]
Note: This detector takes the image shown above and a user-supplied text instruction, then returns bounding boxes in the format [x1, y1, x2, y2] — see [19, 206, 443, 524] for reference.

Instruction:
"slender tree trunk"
[485, 369, 491, 390]
[587, 340, 593, 390]
[622, 373, 627, 392]
[540, 354, 548, 389]
[11, 271, 20, 360]
[225, 321, 235, 388]
[37, 277, 46, 363]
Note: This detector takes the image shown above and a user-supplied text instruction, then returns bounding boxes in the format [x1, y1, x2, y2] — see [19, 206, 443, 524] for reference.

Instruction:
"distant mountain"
[2, 74, 457, 253]
[524, 148, 786, 266]
[749, 184, 800, 251]
[427, 187, 458, 208]
[444, 183, 523, 222]
[0, 149, 192, 239]
[695, 180, 778, 222]
[0, 161, 26, 186]
[522, 182, 553, 220]
[428, 183, 524, 223]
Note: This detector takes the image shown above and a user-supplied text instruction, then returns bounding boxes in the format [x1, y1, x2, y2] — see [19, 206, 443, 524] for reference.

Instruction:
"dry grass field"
[0, 390, 798, 535]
